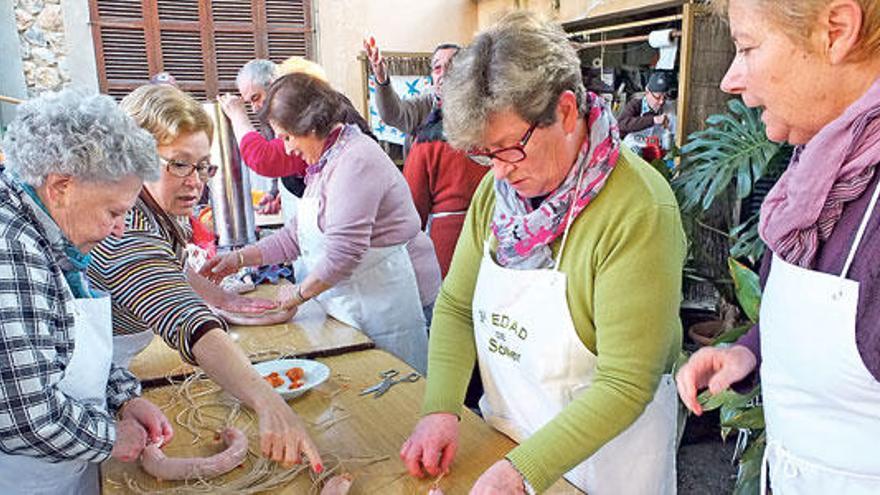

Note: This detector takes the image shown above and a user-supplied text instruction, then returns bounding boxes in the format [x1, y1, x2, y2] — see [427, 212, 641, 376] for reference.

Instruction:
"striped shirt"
[0, 172, 140, 462]
[88, 199, 227, 365]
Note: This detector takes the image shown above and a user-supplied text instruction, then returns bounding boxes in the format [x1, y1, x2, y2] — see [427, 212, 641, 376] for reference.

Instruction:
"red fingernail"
[315, 463, 324, 473]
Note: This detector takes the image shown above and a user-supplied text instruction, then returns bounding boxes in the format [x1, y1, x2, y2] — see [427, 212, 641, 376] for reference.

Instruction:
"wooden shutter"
[90, 0, 314, 102]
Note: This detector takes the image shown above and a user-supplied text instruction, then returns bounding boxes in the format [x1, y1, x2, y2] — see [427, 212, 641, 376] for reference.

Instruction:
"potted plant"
[696, 258, 764, 495]
[673, 98, 791, 341]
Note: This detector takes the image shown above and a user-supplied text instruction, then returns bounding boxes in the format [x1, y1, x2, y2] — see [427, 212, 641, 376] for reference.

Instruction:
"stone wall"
[15, 0, 70, 96]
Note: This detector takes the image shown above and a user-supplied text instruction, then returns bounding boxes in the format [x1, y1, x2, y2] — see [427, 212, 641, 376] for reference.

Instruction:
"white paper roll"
[648, 29, 678, 70]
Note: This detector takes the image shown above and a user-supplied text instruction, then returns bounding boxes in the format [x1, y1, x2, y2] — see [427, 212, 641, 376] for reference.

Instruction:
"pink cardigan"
[255, 127, 441, 306]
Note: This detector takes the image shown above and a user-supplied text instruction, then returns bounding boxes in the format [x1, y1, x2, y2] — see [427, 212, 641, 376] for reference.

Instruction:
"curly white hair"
[2, 89, 160, 186]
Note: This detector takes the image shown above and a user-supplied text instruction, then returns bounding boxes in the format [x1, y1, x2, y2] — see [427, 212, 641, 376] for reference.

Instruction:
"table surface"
[102, 349, 580, 494]
[128, 283, 373, 386]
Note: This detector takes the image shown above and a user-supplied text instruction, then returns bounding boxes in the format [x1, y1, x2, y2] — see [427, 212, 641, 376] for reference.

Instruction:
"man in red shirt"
[364, 39, 487, 278]
[220, 59, 308, 218]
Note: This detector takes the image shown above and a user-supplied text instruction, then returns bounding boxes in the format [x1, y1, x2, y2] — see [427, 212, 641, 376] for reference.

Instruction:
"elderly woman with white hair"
[677, 1, 880, 493]
[0, 90, 172, 494]
[400, 12, 685, 494]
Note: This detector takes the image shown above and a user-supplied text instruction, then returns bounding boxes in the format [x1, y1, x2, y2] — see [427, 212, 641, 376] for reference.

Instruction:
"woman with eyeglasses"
[87, 84, 323, 472]
[200, 73, 442, 376]
[400, 12, 685, 494]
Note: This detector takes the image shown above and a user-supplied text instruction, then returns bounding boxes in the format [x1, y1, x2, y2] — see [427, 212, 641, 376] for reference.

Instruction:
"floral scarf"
[492, 92, 621, 269]
[760, 77, 880, 267]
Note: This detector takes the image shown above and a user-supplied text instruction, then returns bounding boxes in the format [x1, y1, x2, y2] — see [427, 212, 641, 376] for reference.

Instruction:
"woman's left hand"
[255, 393, 323, 471]
[470, 460, 526, 495]
[219, 293, 279, 314]
[120, 397, 174, 447]
[275, 283, 305, 311]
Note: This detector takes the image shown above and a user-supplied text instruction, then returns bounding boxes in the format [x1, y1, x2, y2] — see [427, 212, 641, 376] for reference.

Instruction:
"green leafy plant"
[674, 98, 791, 262]
[697, 258, 764, 495]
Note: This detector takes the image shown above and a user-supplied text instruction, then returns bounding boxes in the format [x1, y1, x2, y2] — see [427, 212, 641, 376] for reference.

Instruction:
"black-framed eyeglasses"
[647, 90, 667, 102]
[160, 157, 219, 180]
[468, 122, 538, 167]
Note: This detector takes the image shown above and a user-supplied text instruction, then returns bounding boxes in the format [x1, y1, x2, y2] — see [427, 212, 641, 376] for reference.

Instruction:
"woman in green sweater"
[399, 12, 685, 494]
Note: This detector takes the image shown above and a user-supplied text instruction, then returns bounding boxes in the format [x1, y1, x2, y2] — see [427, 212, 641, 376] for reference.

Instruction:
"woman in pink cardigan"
[202, 73, 441, 374]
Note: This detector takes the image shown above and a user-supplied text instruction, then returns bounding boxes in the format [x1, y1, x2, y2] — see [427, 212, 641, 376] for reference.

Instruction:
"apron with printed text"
[472, 195, 677, 494]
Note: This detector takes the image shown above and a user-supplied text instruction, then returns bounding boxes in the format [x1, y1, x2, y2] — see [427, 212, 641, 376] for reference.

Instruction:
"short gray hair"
[442, 11, 585, 150]
[236, 59, 276, 90]
[2, 89, 160, 186]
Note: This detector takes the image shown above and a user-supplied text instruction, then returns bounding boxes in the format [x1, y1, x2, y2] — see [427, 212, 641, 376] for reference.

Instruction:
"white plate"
[253, 358, 330, 399]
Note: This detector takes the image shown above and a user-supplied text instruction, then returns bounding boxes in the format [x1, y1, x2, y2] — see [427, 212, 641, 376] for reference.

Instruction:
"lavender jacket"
[256, 126, 441, 307]
[738, 171, 880, 382]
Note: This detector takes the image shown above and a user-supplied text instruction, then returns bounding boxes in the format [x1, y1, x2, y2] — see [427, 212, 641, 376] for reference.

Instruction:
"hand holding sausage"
[676, 344, 757, 415]
[400, 413, 459, 478]
[111, 417, 148, 462]
[120, 397, 174, 447]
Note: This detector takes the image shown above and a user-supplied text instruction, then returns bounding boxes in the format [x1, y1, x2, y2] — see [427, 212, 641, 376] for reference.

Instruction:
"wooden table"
[102, 349, 580, 494]
[128, 283, 373, 386]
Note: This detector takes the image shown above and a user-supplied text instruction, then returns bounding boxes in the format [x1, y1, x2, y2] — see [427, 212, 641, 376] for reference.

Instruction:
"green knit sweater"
[422, 147, 685, 492]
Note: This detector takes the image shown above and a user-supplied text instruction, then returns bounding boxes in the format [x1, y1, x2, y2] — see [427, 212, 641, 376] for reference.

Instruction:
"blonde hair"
[275, 56, 328, 82]
[120, 85, 213, 146]
[712, 0, 880, 61]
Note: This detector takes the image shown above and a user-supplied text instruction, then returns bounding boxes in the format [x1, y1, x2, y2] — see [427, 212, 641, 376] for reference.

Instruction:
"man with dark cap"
[618, 71, 675, 140]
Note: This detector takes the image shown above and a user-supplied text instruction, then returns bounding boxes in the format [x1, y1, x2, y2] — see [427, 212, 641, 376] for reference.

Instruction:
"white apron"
[279, 179, 299, 226]
[296, 195, 428, 374]
[472, 203, 677, 494]
[0, 292, 114, 495]
[112, 330, 155, 369]
[759, 178, 880, 494]
[622, 100, 676, 152]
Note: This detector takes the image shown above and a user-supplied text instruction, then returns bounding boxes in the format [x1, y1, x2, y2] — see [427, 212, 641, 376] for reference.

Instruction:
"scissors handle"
[396, 372, 420, 383]
[359, 370, 400, 395]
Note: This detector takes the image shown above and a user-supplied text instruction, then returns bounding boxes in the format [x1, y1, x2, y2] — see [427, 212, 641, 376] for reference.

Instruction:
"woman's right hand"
[362, 37, 387, 84]
[400, 413, 460, 478]
[111, 418, 148, 462]
[676, 345, 758, 415]
[200, 252, 242, 283]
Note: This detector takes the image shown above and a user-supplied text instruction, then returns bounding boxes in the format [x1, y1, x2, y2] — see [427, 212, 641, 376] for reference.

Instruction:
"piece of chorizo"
[140, 427, 248, 481]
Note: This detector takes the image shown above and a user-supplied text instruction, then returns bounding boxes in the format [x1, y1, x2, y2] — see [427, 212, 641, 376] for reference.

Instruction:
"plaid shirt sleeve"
[0, 237, 117, 463]
[106, 364, 141, 415]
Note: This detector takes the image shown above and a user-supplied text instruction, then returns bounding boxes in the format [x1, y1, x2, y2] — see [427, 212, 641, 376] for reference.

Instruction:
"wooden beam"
[676, 1, 696, 148]
[569, 13, 682, 37]
[574, 29, 681, 49]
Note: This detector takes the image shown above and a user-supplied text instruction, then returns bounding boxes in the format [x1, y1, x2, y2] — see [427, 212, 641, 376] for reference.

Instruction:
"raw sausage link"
[320, 473, 353, 495]
[140, 427, 248, 481]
